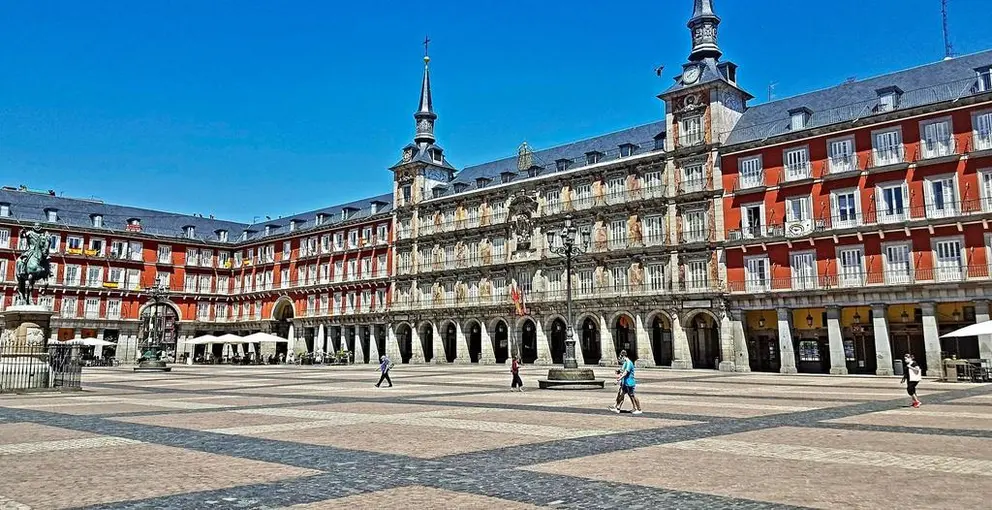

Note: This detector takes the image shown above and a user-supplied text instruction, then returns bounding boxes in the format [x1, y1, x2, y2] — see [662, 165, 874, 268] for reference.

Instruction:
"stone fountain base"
[538, 367, 605, 390]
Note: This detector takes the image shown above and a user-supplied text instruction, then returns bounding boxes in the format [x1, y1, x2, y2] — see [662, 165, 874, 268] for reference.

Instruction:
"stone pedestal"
[538, 368, 605, 390]
[1, 305, 56, 392]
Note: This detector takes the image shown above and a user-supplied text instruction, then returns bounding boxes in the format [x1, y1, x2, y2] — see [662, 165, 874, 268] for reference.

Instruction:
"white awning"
[189, 334, 220, 345]
[941, 320, 992, 338]
[242, 332, 287, 344]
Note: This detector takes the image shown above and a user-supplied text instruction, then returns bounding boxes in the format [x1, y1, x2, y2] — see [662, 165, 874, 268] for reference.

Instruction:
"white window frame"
[920, 117, 954, 159]
[790, 250, 818, 290]
[830, 188, 861, 229]
[783, 146, 811, 181]
[924, 173, 959, 219]
[871, 127, 904, 167]
[744, 255, 770, 292]
[827, 135, 857, 174]
[682, 164, 705, 193]
[740, 202, 765, 239]
[980, 168, 992, 213]
[932, 236, 966, 282]
[836, 245, 866, 288]
[972, 109, 992, 151]
[0, 228, 9, 249]
[882, 242, 913, 285]
[876, 181, 909, 223]
[680, 115, 703, 146]
[738, 155, 764, 189]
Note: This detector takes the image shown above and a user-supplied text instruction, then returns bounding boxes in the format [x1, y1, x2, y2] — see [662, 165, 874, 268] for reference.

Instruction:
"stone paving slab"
[0, 422, 98, 445]
[278, 486, 546, 510]
[110, 409, 315, 430]
[826, 406, 992, 431]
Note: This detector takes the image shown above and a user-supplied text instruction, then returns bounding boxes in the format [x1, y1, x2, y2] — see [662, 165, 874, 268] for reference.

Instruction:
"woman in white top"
[900, 353, 923, 408]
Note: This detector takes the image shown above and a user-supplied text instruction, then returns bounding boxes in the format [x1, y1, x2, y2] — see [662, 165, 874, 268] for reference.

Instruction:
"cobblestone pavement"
[0, 365, 990, 509]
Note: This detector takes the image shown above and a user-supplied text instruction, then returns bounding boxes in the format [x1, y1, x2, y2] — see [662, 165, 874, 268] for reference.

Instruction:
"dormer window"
[432, 186, 447, 199]
[126, 218, 142, 232]
[500, 171, 515, 184]
[789, 107, 812, 131]
[241, 230, 249, 241]
[45, 209, 57, 223]
[429, 148, 442, 163]
[555, 159, 571, 172]
[289, 220, 298, 232]
[476, 177, 491, 188]
[876, 86, 902, 112]
[619, 143, 637, 158]
[315, 213, 326, 226]
[91, 214, 103, 228]
[976, 66, 992, 92]
[183, 225, 196, 239]
[453, 182, 469, 193]
[527, 165, 542, 178]
[586, 151, 603, 165]
[718, 62, 738, 84]
[0, 203, 8, 217]
[370, 200, 387, 214]
[341, 207, 358, 221]
[216, 229, 228, 242]
[265, 225, 273, 236]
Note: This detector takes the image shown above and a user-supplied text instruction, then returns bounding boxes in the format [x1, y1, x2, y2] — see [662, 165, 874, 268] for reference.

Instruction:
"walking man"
[900, 353, 922, 408]
[510, 355, 524, 391]
[610, 350, 642, 415]
[375, 355, 393, 388]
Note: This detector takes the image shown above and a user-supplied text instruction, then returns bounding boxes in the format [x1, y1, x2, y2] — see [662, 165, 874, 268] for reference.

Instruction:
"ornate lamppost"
[539, 215, 604, 389]
[135, 284, 172, 372]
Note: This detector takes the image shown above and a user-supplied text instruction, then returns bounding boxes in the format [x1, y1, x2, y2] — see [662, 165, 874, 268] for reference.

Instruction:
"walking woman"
[901, 353, 922, 407]
[510, 355, 524, 391]
[375, 355, 393, 388]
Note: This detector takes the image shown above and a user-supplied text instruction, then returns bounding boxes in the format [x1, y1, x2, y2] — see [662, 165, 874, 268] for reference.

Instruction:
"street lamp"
[544, 215, 589, 370]
[539, 215, 604, 389]
[135, 284, 172, 372]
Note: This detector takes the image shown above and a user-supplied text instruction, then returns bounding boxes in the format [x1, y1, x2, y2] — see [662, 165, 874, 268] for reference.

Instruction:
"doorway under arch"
[395, 323, 413, 364]
[687, 312, 720, 369]
[520, 319, 538, 364]
[466, 321, 482, 363]
[549, 318, 567, 364]
[492, 320, 509, 364]
[614, 314, 637, 362]
[443, 322, 457, 363]
[580, 317, 601, 365]
[651, 314, 674, 366]
[419, 323, 434, 363]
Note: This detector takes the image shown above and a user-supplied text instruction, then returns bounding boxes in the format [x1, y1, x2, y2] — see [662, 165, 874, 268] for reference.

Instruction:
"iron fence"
[0, 343, 82, 393]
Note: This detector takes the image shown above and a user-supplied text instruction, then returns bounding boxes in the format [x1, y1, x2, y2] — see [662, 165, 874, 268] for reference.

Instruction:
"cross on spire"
[423, 35, 431, 60]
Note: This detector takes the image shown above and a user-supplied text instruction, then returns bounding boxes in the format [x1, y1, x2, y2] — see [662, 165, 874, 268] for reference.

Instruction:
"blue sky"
[2, 0, 990, 223]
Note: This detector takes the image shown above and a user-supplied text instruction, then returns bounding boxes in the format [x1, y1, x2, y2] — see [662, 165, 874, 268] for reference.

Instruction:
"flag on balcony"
[510, 285, 527, 316]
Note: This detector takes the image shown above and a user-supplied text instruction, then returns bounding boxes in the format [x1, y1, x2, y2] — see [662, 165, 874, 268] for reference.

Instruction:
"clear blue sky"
[2, 0, 990, 223]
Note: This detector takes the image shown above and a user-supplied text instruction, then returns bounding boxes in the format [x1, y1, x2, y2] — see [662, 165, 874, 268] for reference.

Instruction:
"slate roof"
[0, 187, 392, 244]
[440, 121, 667, 196]
[725, 49, 992, 146]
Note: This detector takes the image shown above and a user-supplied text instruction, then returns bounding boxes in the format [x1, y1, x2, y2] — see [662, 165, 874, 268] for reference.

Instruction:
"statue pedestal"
[0, 305, 58, 392]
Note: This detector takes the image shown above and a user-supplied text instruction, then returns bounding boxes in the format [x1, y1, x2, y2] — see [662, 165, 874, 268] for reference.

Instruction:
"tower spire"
[414, 35, 437, 145]
[687, 0, 722, 62]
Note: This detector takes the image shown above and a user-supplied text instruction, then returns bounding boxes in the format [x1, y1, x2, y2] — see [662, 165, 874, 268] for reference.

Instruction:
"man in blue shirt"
[610, 350, 642, 415]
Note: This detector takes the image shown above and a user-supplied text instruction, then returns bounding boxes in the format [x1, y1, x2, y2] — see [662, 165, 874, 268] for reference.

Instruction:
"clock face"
[683, 66, 700, 84]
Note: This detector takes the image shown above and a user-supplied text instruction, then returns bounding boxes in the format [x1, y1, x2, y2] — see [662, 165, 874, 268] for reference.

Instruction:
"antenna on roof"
[767, 82, 777, 102]
[941, 0, 954, 60]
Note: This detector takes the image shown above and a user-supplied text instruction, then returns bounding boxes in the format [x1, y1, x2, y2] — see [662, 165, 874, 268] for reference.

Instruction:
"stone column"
[454, 321, 470, 364]
[598, 314, 619, 366]
[353, 327, 365, 364]
[94, 329, 105, 359]
[974, 300, 992, 361]
[826, 306, 848, 375]
[729, 309, 750, 372]
[718, 312, 736, 372]
[534, 319, 552, 365]
[871, 304, 895, 376]
[921, 302, 942, 377]
[367, 325, 380, 365]
[479, 322, 496, 364]
[386, 325, 403, 364]
[671, 311, 693, 369]
[409, 325, 425, 364]
[431, 321, 445, 364]
[777, 307, 798, 374]
[634, 314, 654, 367]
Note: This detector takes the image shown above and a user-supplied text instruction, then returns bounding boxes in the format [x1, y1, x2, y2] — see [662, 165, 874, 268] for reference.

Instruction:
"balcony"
[729, 265, 991, 294]
[679, 130, 704, 148]
[781, 162, 813, 184]
[917, 135, 959, 166]
[680, 226, 714, 245]
[734, 173, 766, 193]
[974, 130, 992, 154]
[869, 146, 908, 173]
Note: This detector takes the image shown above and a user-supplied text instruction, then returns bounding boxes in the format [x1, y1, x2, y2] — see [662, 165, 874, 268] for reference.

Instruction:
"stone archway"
[647, 311, 674, 366]
[612, 312, 637, 362]
[490, 319, 509, 364]
[442, 321, 457, 363]
[418, 322, 435, 363]
[519, 318, 538, 364]
[548, 317, 567, 364]
[686, 311, 720, 369]
[395, 323, 413, 364]
[578, 315, 601, 365]
[464, 320, 483, 363]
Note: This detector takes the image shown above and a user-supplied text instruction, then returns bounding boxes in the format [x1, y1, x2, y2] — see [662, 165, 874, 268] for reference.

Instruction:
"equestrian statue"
[14, 223, 53, 306]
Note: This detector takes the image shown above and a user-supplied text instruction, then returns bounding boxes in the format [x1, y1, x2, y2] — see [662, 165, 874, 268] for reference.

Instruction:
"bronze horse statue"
[14, 223, 52, 306]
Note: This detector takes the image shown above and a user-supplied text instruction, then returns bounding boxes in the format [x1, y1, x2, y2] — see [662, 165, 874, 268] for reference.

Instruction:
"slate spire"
[688, 0, 722, 62]
[414, 36, 437, 145]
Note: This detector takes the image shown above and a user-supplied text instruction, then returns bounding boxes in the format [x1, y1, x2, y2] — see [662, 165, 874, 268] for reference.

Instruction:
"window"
[0, 228, 8, 249]
[218, 275, 229, 294]
[740, 203, 764, 239]
[67, 236, 83, 251]
[377, 223, 388, 244]
[884, 243, 912, 284]
[347, 292, 356, 313]
[790, 109, 810, 130]
[783, 147, 811, 180]
[492, 236, 506, 260]
[680, 115, 703, 146]
[543, 189, 561, 214]
[798, 340, 822, 362]
[49, 234, 60, 253]
[784, 195, 812, 235]
[61, 296, 77, 318]
[925, 175, 958, 218]
[108, 267, 125, 287]
[877, 88, 901, 112]
[682, 210, 707, 242]
[976, 66, 992, 92]
[611, 267, 627, 293]
[348, 230, 359, 249]
[46, 209, 57, 222]
[586, 152, 602, 165]
[376, 288, 387, 310]
[644, 171, 663, 197]
[376, 254, 387, 277]
[573, 183, 592, 209]
[201, 249, 213, 267]
[184, 225, 195, 238]
[107, 299, 121, 320]
[828, 136, 857, 173]
[837, 246, 865, 287]
[647, 264, 667, 292]
[197, 302, 210, 321]
[200, 274, 213, 293]
[185, 274, 196, 292]
[790, 251, 817, 290]
[127, 269, 139, 290]
[933, 238, 965, 282]
[643, 215, 665, 245]
[980, 170, 992, 212]
[830, 189, 860, 228]
[877, 182, 908, 222]
[110, 240, 127, 259]
[186, 247, 199, 266]
[974, 111, 992, 151]
[216, 303, 228, 321]
[155, 271, 170, 289]
[0, 204, 8, 217]
[921, 119, 953, 159]
[400, 184, 412, 205]
[361, 257, 372, 278]
[577, 270, 593, 295]
[685, 260, 709, 291]
[739, 156, 763, 189]
[619, 144, 635, 158]
[872, 129, 903, 166]
[87, 266, 103, 287]
[157, 245, 172, 264]
[362, 227, 373, 245]
[217, 230, 228, 242]
[682, 164, 705, 192]
[745, 256, 770, 292]
[88, 238, 105, 256]
[48, 263, 58, 286]
[347, 260, 357, 281]
[91, 215, 103, 228]
[609, 220, 626, 249]
[130, 241, 143, 262]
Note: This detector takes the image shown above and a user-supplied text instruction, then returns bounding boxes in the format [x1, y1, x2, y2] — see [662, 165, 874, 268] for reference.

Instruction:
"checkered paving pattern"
[0, 364, 990, 509]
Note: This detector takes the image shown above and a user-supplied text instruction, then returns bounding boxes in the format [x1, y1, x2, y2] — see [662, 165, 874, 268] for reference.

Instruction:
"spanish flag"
[510, 286, 527, 316]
